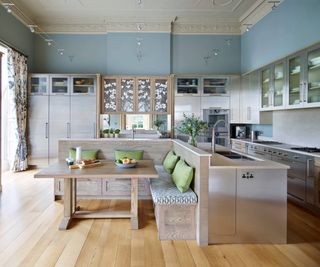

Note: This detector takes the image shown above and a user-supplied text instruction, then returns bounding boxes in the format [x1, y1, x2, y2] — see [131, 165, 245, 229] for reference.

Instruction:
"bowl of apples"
[114, 157, 137, 168]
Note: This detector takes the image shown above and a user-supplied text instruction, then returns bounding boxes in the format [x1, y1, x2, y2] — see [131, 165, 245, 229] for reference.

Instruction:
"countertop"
[231, 138, 320, 158]
[197, 142, 289, 170]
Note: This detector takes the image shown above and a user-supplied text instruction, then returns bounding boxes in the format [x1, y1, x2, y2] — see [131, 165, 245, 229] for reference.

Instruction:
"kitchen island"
[198, 143, 289, 244]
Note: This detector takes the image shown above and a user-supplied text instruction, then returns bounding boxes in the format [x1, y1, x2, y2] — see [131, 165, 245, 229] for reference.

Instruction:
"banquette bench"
[57, 139, 211, 245]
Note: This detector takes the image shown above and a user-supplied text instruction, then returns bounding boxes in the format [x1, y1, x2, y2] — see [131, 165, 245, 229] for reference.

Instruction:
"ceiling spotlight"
[45, 39, 53, 46]
[28, 25, 37, 33]
[212, 49, 219, 56]
[3, 3, 14, 13]
[58, 49, 64, 56]
[243, 24, 252, 32]
[268, 1, 280, 10]
[137, 23, 144, 31]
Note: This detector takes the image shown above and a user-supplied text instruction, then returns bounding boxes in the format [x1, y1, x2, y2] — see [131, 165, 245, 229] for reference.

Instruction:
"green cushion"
[163, 150, 179, 174]
[114, 150, 144, 160]
[69, 149, 99, 160]
[172, 159, 194, 193]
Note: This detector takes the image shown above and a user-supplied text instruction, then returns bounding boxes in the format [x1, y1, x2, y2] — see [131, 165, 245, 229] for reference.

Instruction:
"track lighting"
[45, 39, 53, 46]
[2, 3, 14, 13]
[58, 49, 64, 56]
[243, 24, 252, 32]
[28, 25, 37, 33]
[268, 1, 280, 10]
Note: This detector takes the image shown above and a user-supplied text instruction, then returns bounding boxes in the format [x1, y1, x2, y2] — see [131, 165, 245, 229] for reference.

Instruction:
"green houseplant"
[154, 119, 165, 132]
[102, 128, 109, 138]
[175, 113, 208, 147]
[114, 129, 120, 138]
[109, 128, 114, 138]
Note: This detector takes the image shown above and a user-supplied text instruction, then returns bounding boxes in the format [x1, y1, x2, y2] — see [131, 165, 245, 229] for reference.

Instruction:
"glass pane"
[261, 69, 270, 108]
[120, 79, 135, 112]
[100, 114, 121, 134]
[30, 77, 48, 94]
[73, 77, 94, 94]
[177, 78, 198, 94]
[203, 78, 228, 94]
[125, 114, 150, 129]
[154, 79, 168, 112]
[289, 56, 301, 105]
[137, 79, 151, 112]
[51, 77, 68, 94]
[103, 79, 117, 112]
[307, 48, 320, 103]
[274, 63, 284, 106]
[154, 114, 171, 138]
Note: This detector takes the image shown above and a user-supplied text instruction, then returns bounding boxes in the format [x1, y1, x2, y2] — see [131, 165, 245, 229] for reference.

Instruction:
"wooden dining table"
[34, 160, 159, 230]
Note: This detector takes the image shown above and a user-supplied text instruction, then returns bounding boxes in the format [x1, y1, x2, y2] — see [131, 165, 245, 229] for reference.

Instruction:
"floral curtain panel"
[7, 49, 28, 171]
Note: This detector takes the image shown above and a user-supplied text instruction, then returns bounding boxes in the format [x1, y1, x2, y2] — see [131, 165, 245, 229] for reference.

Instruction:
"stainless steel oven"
[203, 108, 229, 146]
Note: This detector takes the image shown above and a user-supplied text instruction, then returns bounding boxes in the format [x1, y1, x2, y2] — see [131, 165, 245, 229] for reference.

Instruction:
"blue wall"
[241, 0, 320, 73]
[0, 6, 34, 69]
[172, 34, 241, 74]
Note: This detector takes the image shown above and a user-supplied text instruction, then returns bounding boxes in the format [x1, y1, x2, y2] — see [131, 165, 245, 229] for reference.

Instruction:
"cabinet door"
[70, 95, 96, 139]
[50, 76, 70, 95]
[288, 54, 303, 107]
[306, 47, 320, 106]
[154, 78, 169, 113]
[29, 75, 49, 95]
[273, 62, 285, 107]
[49, 95, 70, 163]
[237, 169, 287, 243]
[261, 68, 271, 108]
[202, 78, 229, 95]
[137, 78, 151, 112]
[28, 95, 49, 166]
[120, 78, 135, 112]
[71, 76, 95, 95]
[229, 76, 241, 123]
[176, 78, 199, 95]
[103, 78, 118, 113]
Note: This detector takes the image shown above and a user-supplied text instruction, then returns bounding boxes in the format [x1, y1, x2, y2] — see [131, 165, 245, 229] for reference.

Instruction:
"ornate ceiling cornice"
[172, 22, 240, 35]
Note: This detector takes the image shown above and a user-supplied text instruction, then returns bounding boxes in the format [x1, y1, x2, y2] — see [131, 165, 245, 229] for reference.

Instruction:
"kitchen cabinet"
[229, 76, 241, 123]
[28, 73, 98, 167]
[202, 77, 229, 95]
[102, 76, 171, 114]
[260, 61, 286, 110]
[176, 77, 200, 95]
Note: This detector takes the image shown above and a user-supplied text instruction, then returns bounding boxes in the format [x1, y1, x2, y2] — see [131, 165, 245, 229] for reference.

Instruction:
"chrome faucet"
[211, 119, 229, 152]
[132, 126, 136, 140]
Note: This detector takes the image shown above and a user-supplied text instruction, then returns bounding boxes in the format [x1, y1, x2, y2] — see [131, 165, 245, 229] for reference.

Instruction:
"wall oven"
[203, 108, 229, 146]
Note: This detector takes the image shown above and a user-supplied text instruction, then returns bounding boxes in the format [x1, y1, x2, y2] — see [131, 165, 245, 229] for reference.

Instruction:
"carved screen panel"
[120, 79, 135, 112]
[103, 79, 117, 112]
[154, 79, 168, 113]
[137, 79, 151, 112]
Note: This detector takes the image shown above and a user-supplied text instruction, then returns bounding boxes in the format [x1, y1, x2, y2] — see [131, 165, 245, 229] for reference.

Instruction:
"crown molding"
[172, 22, 240, 34]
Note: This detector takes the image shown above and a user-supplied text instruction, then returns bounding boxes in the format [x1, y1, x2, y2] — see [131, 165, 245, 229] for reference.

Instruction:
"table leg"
[59, 178, 73, 230]
[131, 178, 138, 229]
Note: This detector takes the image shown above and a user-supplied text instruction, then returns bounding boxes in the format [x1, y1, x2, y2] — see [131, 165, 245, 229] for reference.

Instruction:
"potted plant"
[154, 119, 165, 132]
[175, 113, 208, 147]
[102, 128, 109, 138]
[109, 128, 114, 138]
[114, 129, 121, 138]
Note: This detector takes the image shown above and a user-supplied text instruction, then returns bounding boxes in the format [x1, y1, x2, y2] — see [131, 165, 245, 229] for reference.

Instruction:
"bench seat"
[150, 165, 197, 240]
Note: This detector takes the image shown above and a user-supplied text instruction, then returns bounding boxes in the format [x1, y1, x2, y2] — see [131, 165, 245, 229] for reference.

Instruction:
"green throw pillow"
[69, 148, 99, 160]
[114, 150, 144, 160]
[163, 150, 179, 174]
[172, 159, 194, 193]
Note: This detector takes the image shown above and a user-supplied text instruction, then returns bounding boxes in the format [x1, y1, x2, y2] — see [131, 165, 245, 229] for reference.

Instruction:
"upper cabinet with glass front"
[154, 78, 170, 113]
[176, 78, 199, 95]
[29, 74, 49, 95]
[71, 76, 96, 95]
[50, 75, 70, 95]
[287, 54, 303, 107]
[306, 47, 320, 106]
[260, 61, 285, 110]
[202, 77, 229, 95]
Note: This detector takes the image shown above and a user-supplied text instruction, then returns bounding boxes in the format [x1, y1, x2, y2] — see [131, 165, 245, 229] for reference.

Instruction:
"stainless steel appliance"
[235, 126, 247, 139]
[203, 108, 229, 146]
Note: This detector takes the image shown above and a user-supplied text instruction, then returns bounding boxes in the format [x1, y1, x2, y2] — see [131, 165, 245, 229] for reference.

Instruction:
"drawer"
[54, 178, 102, 196]
[102, 178, 150, 197]
[288, 176, 306, 201]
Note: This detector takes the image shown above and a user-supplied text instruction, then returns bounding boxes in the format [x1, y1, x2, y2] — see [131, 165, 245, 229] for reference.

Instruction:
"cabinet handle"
[307, 158, 314, 177]
[45, 122, 48, 139]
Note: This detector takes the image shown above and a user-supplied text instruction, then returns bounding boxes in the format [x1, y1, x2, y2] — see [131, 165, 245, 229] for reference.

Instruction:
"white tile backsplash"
[273, 108, 320, 147]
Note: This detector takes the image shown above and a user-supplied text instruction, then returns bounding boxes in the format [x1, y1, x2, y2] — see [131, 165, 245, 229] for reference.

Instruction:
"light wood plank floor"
[0, 170, 320, 267]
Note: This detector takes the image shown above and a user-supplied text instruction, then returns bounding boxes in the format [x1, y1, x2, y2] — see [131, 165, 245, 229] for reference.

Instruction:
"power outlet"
[241, 172, 254, 179]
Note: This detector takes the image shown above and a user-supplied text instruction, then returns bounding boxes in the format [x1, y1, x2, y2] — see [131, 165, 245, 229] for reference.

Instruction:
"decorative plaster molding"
[106, 21, 172, 33]
[172, 22, 240, 34]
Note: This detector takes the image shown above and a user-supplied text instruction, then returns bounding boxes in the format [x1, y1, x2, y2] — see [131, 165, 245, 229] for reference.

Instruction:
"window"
[125, 114, 150, 130]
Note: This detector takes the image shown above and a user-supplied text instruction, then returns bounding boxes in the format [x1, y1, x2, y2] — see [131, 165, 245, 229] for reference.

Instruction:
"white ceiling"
[2, 0, 284, 34]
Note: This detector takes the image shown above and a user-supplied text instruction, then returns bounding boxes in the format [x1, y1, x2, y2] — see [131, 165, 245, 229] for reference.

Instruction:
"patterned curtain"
[7, 49, 28, 172]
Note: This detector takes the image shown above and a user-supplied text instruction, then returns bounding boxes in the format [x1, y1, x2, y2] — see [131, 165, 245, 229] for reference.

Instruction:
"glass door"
[50, 76, 69, 95]
[202, 78, 228, 95]
[137, 78, 151, 112]
[288, 56, 302, 106]
[261, 68, 270, 108]
[72, 76, 95, 95]
[103, 78, 118, 113]
[273, 62, 285, 107]
[307, 48, 320, 104]
[29, 75, 49, 95]
[154, 78, 169, 113]
[120, 78, 135, 112]
[176, 78, 199, 95]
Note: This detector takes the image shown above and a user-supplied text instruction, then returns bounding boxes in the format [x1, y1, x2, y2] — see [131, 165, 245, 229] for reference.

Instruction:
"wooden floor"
[0, 170, 320, 267]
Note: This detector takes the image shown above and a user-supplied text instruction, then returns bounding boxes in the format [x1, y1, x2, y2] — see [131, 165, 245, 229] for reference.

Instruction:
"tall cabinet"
[28, 74, 98, 166]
